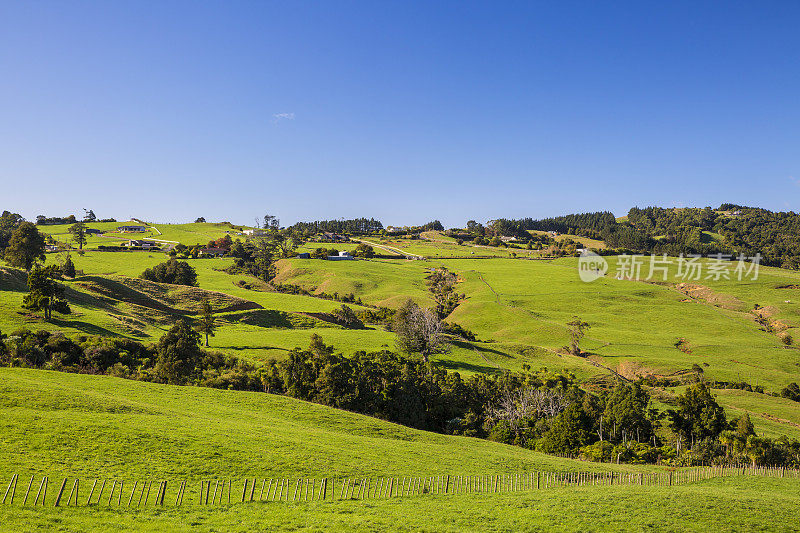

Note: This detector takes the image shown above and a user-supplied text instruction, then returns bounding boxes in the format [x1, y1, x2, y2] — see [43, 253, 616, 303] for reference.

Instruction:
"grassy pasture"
[712, 389, 800, 439]
[4, 246, 799, 392]
[429, 257, 798, 391]
[36, 220, 249, 249]
[0, 367, 642, 480]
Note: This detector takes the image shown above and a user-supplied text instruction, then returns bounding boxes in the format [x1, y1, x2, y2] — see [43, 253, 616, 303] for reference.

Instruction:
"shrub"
[141, 258, 197, 286]
[330, 305, 365, 329]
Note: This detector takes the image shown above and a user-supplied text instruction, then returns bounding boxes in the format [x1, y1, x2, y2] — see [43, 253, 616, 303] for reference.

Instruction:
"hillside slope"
[0, 368, 646, 481]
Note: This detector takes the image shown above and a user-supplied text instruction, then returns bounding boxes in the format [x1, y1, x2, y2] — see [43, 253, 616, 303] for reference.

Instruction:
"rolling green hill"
[1, 367, 798, 532]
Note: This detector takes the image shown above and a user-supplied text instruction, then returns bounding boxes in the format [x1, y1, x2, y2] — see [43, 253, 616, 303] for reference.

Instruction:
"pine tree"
[197, 300, 217, 347]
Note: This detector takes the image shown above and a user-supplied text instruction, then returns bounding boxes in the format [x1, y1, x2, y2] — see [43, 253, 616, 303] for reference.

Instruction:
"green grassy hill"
[0, 367, 639, 480]
[36, 220, 250, 249]
[2, 367, 799, 532]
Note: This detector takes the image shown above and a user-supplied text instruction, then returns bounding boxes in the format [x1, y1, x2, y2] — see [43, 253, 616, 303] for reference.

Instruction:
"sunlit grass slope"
[0, 367, 640, 481]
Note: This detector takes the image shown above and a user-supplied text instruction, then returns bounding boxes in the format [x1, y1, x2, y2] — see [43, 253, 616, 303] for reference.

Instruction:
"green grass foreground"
[0, 368, 643, 479]
[0, 477, 798, 532]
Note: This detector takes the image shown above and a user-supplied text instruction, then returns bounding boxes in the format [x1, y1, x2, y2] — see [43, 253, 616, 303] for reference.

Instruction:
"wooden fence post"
[2, 474, 16, 505]
[54, 478, 68, 507]
[33, 477, 45, 506]
[23, 475, 34, 506]
[86, 479, 97, 506]
[33, 476, 50, 506]
[107, 480, 117, 506]
[96, 479, 107, 506]
[144, 480, 153, 506]
[67, 479, 78, 506]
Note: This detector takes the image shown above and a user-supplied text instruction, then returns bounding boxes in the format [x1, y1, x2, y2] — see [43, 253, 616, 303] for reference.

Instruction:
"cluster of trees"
[0, 211, 25, 250]
[383, 221, 444, 236]
[0, 218, 75, 322]
[1, 324, 799, 466]
[21, 264, 71, 320]
[426, 268, 463, 319]
[390, 300, 448, 362]
[289, 218, 383, 235]
[611, 205, 800, 268]
[328, 304, 365, 329]
[206, 235, 233, 250]
[0, 322, 259, 388]
[781, 383, 800, 402]
[35, 214, 78, 226]
[222, 216, 303, 282]
[141, 258, 198, 286]
[485, 213, 617, 240]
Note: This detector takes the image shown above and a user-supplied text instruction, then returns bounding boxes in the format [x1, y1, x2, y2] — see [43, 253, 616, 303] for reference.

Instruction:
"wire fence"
[1, 465, 797, 508]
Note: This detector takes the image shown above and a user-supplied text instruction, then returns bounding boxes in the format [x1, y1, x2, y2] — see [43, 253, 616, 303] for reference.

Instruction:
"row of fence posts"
[2, 465, 797, 508]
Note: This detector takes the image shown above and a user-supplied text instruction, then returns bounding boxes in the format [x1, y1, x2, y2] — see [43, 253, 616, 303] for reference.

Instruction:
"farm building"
[85, 228, 102, 235]
[122, 239, 159, 249]
[243, 229, 265, 236]
[117, 225, 147, 233]
[316, 232, 349, 243]
[200, 247, 227, 257]
[327, 251, 354, 261]
[297, 252, 311, 259]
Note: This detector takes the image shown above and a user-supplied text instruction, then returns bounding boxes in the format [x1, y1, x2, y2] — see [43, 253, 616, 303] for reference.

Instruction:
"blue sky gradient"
[1, 1, 798, 227]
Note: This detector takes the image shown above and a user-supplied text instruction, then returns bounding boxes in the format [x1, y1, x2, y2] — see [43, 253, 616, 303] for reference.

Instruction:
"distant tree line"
[484, 205, 800, 268]
[290, 218, 384, 235]
[34, 210, 115, 225]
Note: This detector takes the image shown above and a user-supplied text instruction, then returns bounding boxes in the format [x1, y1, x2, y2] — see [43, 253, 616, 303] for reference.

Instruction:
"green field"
[2, 367, 799, 532]
[36, 220, 251, 250]
[0, 367, 649, 480]
[3, 232, 800, 389]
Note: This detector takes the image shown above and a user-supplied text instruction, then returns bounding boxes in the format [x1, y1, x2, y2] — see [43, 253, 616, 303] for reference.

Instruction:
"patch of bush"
[141, 258, 197, 286]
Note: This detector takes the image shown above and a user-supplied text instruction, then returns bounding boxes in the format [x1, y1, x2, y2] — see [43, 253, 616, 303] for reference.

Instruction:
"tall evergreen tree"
[69, 221, 87, 250]
[4, 222, 45, 271]
[22, 263, 70, 320]
[196, 299, 217, 347]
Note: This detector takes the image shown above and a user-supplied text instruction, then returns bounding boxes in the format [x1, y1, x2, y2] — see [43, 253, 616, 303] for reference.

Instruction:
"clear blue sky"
[1, 1, 798, 227]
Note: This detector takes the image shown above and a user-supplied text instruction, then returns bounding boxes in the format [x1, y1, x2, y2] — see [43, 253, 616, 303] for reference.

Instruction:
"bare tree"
[567, 318, 590, 355]
[486, 388, 570, 430]
[393, 300, 448, 362]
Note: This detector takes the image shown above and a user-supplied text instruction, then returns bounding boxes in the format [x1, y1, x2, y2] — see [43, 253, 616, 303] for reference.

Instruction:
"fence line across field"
[1, 466, 797, 508]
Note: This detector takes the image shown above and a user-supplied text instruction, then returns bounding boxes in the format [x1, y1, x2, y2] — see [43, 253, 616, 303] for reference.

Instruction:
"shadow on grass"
[451, 340, 513, 359]
[220, 345, 290, 352]
[436, 358, 503, 375]
[50, 318, 120, 337]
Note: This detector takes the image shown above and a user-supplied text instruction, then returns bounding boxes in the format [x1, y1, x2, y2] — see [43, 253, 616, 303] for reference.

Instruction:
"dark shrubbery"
[141, 258, 198, 286]
[781, 382, 800, 402]
[329, 304, 365, 329]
